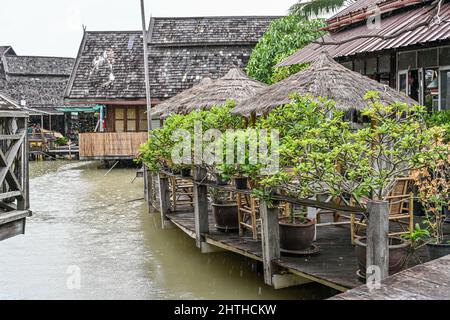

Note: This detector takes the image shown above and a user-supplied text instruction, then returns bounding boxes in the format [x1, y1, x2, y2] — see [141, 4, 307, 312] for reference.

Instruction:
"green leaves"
[289, 0, 354, 19]
[257, 93, 448, 205]
[246, 15, 325, 84]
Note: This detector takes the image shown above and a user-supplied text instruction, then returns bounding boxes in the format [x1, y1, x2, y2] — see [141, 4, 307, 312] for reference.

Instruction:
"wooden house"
[0, 48, 82, 135]
[0, 93, 30, 241]
[64, 16, 278, 160]
[279, 0, 450, 111]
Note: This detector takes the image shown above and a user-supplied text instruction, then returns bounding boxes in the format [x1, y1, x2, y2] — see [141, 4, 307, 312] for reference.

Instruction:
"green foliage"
[402, 223, 430, 244]
[55, 136, 69, 146]
[139, 101, 246, 172]
[246, 15, 325, 84]
[290, 0, 356, 19]
[426, 110, 450, 142]
[256, 92, 449, 206]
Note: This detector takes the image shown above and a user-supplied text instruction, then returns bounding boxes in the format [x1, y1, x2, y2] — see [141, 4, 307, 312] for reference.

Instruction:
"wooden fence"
[79, 132, 148, 159]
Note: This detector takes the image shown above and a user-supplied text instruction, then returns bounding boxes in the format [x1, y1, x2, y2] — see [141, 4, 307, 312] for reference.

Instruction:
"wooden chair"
[169, 176, 194, 211]
[350, 177, 414, 244]
[236, 193, 260, 240]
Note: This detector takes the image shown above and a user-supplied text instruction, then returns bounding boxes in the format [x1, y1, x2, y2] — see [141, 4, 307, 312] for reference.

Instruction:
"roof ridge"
[151, 15, 283, 19]
[5, 55, 75, 60]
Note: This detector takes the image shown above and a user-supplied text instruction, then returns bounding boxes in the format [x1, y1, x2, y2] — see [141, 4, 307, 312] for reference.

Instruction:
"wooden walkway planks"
[330, 255, 450, 300]
[166, 209, 365, 291]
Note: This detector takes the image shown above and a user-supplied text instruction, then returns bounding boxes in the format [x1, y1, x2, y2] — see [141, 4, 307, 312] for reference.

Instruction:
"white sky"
[0, 0, 297, 58]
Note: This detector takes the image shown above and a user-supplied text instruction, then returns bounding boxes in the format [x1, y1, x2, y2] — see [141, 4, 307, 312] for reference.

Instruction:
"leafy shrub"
[246, 15, 325, 84]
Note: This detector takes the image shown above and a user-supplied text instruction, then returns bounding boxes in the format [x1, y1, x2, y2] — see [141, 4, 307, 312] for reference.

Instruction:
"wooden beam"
[260, 200, 280, 286]
[0, 134, 22, 140]
[0, 210, 31, 225]
[272, 273, 312, 289]
[17, 118, 29, 210]
[193, 166, 209, 249]
[0, 191, 22, 200]
[366, 200, 389, 283]
[0, 218, 26, 241]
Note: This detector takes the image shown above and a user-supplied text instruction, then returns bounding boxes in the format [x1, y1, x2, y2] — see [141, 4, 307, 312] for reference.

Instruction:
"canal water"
[0, 161, 334, 299]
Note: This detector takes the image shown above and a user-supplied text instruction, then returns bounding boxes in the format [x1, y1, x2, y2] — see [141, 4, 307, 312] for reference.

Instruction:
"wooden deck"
[165, 208, 421, 292]
[330, 255, 450, 300]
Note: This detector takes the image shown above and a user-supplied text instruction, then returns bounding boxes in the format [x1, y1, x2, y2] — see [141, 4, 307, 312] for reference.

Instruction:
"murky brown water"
[0, 161, 334, 299]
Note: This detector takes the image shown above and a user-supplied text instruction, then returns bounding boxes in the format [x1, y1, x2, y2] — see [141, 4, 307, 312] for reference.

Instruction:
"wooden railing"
[79, 132, 148, 159]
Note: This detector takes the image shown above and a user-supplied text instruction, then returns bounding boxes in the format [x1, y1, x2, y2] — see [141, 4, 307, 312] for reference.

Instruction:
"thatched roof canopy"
[151, 77, 213, 117]
[231, 53, 417, 117]
[154, 68, 267, 119]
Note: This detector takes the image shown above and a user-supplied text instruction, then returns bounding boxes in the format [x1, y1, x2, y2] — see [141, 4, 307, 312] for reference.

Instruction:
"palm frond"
[289, 0, 356, 19]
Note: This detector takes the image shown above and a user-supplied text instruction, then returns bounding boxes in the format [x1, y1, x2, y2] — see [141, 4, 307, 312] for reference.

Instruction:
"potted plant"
[279, 205, 315, 252]
[414, 150, 450, 260]
[210, 187, 238, 231]
[354, 236, 411, 280]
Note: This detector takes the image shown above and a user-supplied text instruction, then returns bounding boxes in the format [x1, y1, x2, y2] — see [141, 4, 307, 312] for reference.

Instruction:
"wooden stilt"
[193, 166, 208, 249]
[366, 200, 389, 283]
[158, 173, 172, 229]
[259, 200, 280, 286]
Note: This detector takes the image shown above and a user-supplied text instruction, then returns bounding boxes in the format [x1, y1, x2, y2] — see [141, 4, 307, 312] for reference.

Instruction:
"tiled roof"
[3, 55, 74, 76]
[0, 78, 70, 113]
[149, 16, 279, 45]
[0, 92, 24, 111]
[65, 31, 145, 101]
[0, 50, 77, 113]
[65, 16, 278, 102]
[0, 46, 15, 57]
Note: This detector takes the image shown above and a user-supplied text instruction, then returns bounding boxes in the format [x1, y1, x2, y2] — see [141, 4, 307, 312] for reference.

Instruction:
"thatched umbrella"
[151, 77, 213, 118]
[153, 68, 267, 119]
[231, 53, 417, 117]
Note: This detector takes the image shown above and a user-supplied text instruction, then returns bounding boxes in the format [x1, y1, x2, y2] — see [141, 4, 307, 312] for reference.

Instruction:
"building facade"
[279, 0, 450, 111]
[65, 16, 279, 160]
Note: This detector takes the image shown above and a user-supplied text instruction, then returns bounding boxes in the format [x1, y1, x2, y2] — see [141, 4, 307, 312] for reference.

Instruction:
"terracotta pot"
[355, 237, 411, 277]
[279, 217, 315, 251]
[212, 203, 239, 231]
[426, 241, 450, 261]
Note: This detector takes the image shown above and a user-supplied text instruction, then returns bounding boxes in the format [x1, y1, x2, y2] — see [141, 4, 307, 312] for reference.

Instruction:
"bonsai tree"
[140, 101, 246, 174]
[256, 92, 447, 207]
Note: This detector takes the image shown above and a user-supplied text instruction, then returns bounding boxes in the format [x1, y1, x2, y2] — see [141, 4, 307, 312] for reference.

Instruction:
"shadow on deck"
[165, 208, 430, 292]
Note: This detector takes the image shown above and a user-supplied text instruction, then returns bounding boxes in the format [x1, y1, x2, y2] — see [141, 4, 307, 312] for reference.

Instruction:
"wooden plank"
[0, 218, 25, 241]
[195, 180, 363, 213]
[0, 191, 22, 200]
[333, 255, 450, 300]
[0, 134, 22, 140]
[366, 200, 389, 282]
[260, 200, 280, 286]
[0, 210, 30, 225]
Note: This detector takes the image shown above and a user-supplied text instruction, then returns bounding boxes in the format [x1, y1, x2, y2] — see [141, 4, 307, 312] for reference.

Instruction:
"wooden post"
[193, 166, 208, 249]
[144, 166, 155, 213]
[158, 173, 171, 228]
[260, 199, 280, 286]
[17, 118, 29, 211]
[366, 200, 389, 283]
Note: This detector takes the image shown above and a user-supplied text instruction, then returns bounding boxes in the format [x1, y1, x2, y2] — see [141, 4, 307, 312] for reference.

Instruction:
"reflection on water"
[0, 161, 334, 299]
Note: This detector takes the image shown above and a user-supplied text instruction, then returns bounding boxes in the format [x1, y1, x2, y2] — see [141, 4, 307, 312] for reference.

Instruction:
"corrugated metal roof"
[329, 0, 387, 20]
[279, 2, 450, 66]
